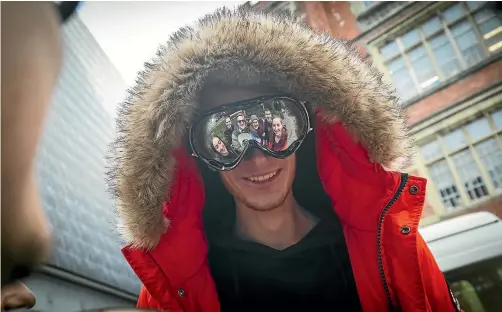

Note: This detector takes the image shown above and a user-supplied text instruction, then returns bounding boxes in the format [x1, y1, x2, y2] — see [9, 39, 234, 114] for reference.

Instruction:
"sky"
[79, 1, 244, 86]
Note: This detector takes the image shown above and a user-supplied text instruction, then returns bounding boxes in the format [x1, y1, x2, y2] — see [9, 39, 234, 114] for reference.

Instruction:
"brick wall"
[297, 1, 502, 130]
[406, 60, 502, 127]
[300, 2, 332, 34]
[258, 1, 502, 224]
[440, 195, 502, 221]
[322, 2, 361, 40]
[300, 2, 366, 56]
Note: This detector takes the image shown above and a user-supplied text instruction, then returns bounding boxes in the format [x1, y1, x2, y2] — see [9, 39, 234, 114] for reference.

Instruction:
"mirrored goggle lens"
[191, 97, 308, 166]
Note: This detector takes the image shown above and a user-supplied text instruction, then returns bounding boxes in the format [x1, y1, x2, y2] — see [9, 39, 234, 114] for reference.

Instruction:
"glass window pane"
[447, 258, 502, 312]
[475, 138, 502, 189]
[478, 18, 500, 35]
[422, 16, 442, 37]
[427, 159, 462, 210]
[407, 44, 427, 61]
[443, 3, 465, 24]
[467, 1, 486, 11]
[387, 57, 418, 101]
[492, 109, 502, 129]
[450, 19, 472, 37]
[474, 13, 502, 51]
[454, 27, 479, 50]
[429, 33, 462, 77]
[387, 56, 406, 71]
[461, 39, 486, 65]
[420, 140, 443, 162]
[407, 46, 438, 89]
[401, 29, 421, 49]
[465, 117, 492, 141]
[443, 129, 467, 152]
[380, 41, 400, 60]
[473, 9, 496, 25]
[450, 19, 486, 66]
[428, 31, 449, 48]
[485, 32, 502, 52]
[451, 149, 489, 200]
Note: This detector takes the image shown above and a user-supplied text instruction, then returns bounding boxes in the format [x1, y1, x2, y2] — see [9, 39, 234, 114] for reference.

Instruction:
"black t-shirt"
[207, 211, 363, 312]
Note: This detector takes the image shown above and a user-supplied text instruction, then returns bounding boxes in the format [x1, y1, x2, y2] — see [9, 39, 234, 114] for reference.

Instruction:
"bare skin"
[1, 1, 62, 306]
[1, 282, 36, 311]
[200, 86, 316, 250]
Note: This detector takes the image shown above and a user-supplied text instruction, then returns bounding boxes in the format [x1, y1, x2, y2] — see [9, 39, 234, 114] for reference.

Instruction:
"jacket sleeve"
[417, 233, 462, 312]
[137, 284, 161, 310]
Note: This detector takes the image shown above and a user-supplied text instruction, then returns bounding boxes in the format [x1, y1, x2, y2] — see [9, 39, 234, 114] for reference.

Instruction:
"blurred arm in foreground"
[0, 282, 36, 311]
[1, 0, 63, 307]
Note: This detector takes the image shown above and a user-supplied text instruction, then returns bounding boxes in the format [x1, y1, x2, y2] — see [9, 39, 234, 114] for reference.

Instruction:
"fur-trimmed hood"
[106, 7, 412, 250]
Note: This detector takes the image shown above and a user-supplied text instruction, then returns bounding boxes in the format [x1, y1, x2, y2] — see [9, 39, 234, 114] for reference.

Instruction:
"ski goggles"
[189, 95, 312, 171]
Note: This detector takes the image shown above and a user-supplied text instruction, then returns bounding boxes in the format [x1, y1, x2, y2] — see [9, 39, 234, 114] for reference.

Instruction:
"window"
[427, 159, 463, 209]
[409, 170, 435, 218]
[263, 1, 302, 17]
[446, 257, 502, 312]
[378, 2, 502, 102]
[418, 108, 502, 212]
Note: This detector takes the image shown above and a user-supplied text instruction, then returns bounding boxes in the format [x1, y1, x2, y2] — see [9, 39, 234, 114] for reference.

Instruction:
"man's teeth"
[247, 171, 278, 182]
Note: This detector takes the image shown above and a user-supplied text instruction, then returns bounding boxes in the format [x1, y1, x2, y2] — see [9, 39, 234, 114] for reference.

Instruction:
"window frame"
[411, 93, 502, 217]
[370, 1, 502, 103]
[262, 2, 300, 15]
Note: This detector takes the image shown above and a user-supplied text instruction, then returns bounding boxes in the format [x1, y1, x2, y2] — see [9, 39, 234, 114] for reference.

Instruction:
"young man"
[223, 117, 234, 145]
[256, 109, 273, 146]
[248, 115, 263, 144]
[231, 113, 250, 152]
[107, 7, 461, 312]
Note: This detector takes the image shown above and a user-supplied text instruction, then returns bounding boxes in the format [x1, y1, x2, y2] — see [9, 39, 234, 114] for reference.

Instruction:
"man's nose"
[243, 147, 268, 164]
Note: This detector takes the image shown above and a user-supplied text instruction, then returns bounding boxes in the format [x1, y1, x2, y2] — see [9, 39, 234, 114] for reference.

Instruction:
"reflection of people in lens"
[268, 116, 288, 151]
[263, 109, 273, 145]
[232, 113, 250, 151]
[212, 136, 229, 156]
[223, 117, 233, 145]
[212, 136, 237, 159]
[248, 115, 262, 144]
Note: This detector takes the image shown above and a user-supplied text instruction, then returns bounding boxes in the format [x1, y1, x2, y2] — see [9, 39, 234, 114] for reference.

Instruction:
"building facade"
[26, 14, 140, 312]
[247, 1, 502, 226]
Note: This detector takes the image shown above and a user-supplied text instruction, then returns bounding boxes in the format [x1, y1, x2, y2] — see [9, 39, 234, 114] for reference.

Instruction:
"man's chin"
[240, 196, 288, 212]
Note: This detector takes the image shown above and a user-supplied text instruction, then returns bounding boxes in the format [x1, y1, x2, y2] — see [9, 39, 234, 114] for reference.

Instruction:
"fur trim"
[106, 7, 412, 250]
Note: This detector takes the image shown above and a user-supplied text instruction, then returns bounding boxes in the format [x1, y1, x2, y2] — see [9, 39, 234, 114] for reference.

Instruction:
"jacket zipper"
[377, 172, 408, 312]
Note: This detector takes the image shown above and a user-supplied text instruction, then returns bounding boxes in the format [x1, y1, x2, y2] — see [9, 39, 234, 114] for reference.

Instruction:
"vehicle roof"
[419, 211, 500, 243]
[419, 212, 502, 272]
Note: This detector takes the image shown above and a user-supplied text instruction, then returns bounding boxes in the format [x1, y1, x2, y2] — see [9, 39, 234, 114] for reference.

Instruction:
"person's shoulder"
[137, 285, 161, 309]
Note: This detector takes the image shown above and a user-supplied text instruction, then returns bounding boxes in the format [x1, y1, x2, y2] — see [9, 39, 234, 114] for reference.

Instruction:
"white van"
[420, 211, 502, 312]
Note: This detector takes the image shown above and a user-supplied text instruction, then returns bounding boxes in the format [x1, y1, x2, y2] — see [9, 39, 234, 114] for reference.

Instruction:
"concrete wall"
[31, 12, 141, 308]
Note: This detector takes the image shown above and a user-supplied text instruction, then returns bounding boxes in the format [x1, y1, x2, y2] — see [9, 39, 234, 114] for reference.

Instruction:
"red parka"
[106, 7, 461, 312]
